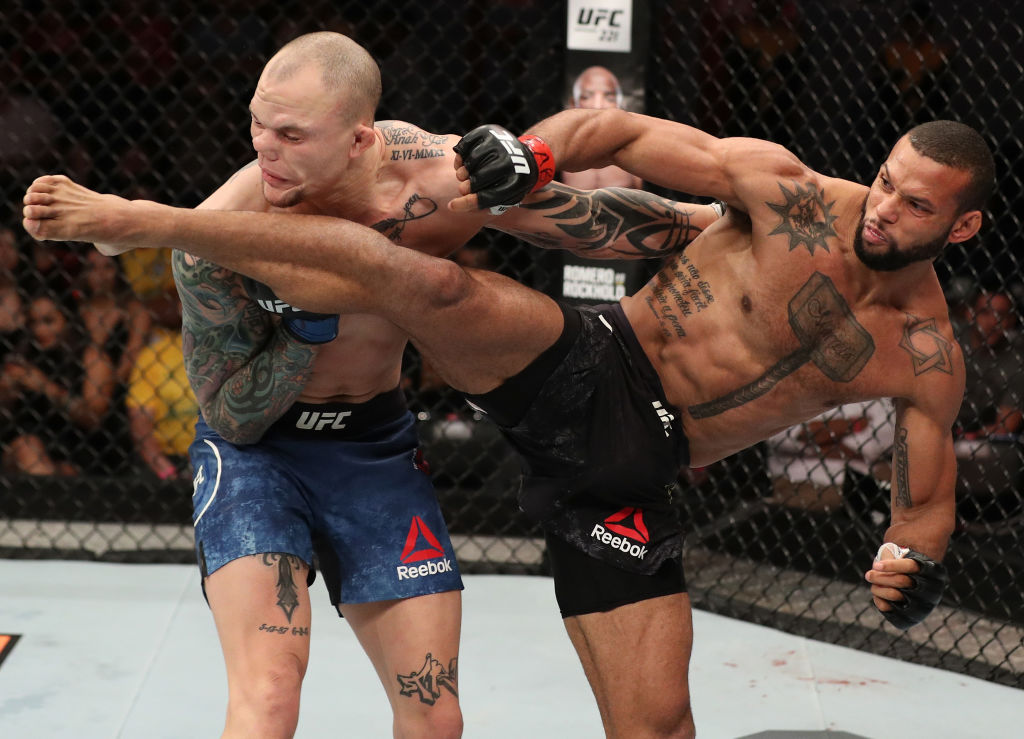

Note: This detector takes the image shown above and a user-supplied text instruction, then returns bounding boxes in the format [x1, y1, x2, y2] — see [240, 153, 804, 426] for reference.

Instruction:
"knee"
[645, 693, 694, 739]
[229, 655, 305, 732]
[422, 258, 475, 312]
[394, 700, 463, 739]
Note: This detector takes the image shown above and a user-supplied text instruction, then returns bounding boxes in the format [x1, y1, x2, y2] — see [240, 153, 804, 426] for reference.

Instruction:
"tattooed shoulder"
[898, 313, 954, 376]
[378, 121, 447, 163]
[766, 180, 839, 255]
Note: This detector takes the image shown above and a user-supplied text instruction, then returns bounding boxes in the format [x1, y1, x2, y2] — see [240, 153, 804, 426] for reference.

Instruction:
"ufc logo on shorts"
[295, 410, 352, 431]
[488, 129, 531, 175]
[255, 297, 298, 314]
[652, 400, 675, 438]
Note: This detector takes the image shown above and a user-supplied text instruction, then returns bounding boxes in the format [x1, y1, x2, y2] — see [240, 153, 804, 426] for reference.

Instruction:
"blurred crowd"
[1, 0, 1021, 520]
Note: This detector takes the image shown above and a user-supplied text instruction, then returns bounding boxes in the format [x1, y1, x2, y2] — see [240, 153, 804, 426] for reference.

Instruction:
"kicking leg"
[24, 175, 564, 394]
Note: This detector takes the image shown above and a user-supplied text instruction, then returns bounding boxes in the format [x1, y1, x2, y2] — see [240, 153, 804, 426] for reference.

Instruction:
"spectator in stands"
[116, 247, 181, 329]
[77, 249, 152, 388]
[126, 301, 196, 481]
[0, 284, 26, 415]
[952, 290, 1024, 504]
[2, 292, 118, 475]
[766, 400, 895, 513]
[0, 226, 25, 283]
[560, 66, 643, 190]
[957, 290, 1023, 438]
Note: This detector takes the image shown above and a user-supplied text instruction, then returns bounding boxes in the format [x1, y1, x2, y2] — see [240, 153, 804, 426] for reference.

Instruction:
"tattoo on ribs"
[519, 184, 706, 256]
[766, 181, 839, 255]
[898, 313, 954, 375]
[688, 272, 874, 419]
[262, 553, 304, 623]
[397, 654, 459, 705]
[893, 426, 912, 508]
[371, 193, 439, 243]
[643, 253, 715, 339]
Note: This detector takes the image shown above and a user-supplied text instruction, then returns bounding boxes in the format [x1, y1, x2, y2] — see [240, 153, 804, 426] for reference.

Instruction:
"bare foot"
[22, 174, 137, 255]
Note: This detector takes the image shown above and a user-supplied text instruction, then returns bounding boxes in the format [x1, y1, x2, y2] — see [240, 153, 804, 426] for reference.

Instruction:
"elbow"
[198, 401, 262, 446]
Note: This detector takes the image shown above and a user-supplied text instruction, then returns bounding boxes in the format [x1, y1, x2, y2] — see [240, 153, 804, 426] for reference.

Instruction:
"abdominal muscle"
[297, 313, 409, 404]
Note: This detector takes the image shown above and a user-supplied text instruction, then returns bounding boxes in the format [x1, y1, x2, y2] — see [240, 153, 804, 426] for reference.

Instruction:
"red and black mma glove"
[875, 545, 949, 630]
[454, 125, 555, 214]
[242, 275, 339, 345]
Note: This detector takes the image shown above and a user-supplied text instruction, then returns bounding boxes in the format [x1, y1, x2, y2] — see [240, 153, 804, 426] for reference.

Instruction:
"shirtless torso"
[625, 178, 963, 468]
[185, 120, 716, 441]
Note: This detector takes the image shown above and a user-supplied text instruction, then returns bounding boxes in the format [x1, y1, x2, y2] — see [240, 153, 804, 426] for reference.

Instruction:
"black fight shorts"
[465, 302, 690, 589]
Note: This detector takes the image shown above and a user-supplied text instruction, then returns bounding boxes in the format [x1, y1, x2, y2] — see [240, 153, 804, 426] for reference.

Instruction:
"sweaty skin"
[452, 109, 983, 621]
[179, 124, 718, 443]
[24, 113, 983, 739]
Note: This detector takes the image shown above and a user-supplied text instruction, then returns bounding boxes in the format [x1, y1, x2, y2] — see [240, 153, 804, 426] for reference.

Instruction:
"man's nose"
[876, 193, 900, 222]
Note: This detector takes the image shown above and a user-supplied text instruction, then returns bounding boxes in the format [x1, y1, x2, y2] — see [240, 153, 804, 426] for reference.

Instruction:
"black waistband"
[270, 386, 408, 439]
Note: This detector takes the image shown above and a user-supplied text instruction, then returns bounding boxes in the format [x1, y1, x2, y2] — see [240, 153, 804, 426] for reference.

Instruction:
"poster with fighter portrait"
[558, 0, 651, 306]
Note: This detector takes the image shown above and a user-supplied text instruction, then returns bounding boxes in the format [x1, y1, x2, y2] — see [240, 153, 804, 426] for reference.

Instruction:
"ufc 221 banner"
[559, 0, 651, 306]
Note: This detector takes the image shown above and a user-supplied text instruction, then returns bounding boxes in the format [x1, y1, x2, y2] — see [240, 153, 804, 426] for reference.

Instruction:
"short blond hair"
[266, 32, 382, 123]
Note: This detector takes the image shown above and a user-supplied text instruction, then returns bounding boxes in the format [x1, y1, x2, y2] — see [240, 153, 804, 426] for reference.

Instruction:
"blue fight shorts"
[188, 386, 463, 607]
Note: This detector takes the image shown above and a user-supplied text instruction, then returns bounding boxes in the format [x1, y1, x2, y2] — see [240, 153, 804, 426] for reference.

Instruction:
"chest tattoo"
[371, 193, 438, 244]
[688, 272, 874, 419]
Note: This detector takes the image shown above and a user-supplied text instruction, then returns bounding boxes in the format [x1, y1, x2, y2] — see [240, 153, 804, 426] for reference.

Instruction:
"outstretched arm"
[493, 183, 722, 259]
[451, 112, 805, 215]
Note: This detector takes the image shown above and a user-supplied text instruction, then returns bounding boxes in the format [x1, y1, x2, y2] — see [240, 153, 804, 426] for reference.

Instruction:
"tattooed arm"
[883, 345, 965, 561]
[174, 250, 318, 445]
[491, 183, 721, 259]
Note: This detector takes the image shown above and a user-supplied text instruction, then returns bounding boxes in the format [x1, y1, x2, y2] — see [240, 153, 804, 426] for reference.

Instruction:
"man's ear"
[948, 210, 982, 244]
[350, 123, 377, 158]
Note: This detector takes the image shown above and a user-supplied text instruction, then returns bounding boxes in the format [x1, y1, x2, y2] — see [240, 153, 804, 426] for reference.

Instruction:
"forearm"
[500, 184, 719, 259]
[886, 438, 957, 560]
[188, 331, 317, 445]
[883, 499, 954, 561]
[526, 109, 636, 172]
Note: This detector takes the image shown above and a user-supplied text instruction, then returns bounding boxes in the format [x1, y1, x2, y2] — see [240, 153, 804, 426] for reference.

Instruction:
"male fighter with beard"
[23, 113, 991, 737]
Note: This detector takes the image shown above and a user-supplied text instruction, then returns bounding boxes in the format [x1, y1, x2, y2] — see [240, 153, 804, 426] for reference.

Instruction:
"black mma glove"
[874, 543, 949, 630]
[454, 125, 555, 214]
[241, 275, 339, 344]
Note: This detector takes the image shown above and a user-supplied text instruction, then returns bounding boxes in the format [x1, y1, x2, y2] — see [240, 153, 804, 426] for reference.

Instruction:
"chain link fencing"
[1, 0, 1021, 688]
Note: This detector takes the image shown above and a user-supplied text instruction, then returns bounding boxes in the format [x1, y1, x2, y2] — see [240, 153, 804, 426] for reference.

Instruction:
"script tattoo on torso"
[643, 253, 715, 339]
[688, 272, 874, 419]
[766, 181, 839, 255]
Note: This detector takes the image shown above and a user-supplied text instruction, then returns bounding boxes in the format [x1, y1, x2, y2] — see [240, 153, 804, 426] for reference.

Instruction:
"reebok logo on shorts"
[590, 507, 649, 559]
[397, 516, 454, 580]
